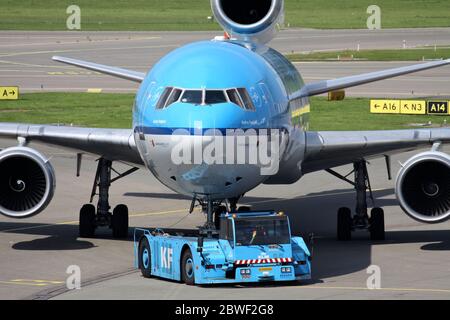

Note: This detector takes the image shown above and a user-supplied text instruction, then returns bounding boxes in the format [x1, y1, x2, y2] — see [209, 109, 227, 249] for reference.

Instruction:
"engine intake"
[0, 147, 55, 218]
[396, 151, 450, 223]
[211, 0, 284, 44]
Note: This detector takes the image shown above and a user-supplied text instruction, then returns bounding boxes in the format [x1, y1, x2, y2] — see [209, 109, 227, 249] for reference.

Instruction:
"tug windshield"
[234, 216, 290, 246]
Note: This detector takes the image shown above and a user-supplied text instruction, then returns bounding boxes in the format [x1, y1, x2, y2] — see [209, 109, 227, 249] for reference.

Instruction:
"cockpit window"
[226, 89, 245, 109]
[181, 90, 203, 104]
[155, 87, 255, 111]
[166, 88, 182, 107]
[155, 87, 173, 109]
[237, 88, 255, 111]
[205, 90, 227, 104]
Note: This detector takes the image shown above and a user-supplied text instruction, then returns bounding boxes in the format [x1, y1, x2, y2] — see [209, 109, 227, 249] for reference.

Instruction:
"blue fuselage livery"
[133, 40, 310, 199]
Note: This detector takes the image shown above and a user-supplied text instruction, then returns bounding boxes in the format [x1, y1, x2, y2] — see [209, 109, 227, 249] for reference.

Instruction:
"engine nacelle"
[396, 151, 450, 223]
[0, 147, 55, 218]
[211, 0, 284, 44]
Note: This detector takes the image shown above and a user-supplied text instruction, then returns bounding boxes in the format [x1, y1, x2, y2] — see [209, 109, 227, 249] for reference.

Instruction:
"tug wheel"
[181, 249, 195, 285]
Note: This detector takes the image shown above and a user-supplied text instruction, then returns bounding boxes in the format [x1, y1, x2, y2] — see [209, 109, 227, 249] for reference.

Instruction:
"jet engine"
[211, 0, 284, 44]
[396, 151, 450, 223]
[0, 146, 55, 218]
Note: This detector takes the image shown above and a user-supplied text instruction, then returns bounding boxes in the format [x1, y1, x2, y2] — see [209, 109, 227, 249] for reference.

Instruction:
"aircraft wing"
[52, 56, 146, 83]
[0, 123, 143, 165]
[301, 128, 450, 173]
[290, 59, 450, 99]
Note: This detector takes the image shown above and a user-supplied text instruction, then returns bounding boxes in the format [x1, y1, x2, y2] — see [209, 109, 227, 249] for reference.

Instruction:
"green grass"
[0, 93, 134, 128]
[309, 97, 450, 131]
[0, 0, 450, 31]
[286, 48, 450, 62]
[1, 93, 449, 131]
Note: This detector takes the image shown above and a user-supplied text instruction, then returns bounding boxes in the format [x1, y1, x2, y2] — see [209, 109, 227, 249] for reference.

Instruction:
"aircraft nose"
[162, 102, 269, 130]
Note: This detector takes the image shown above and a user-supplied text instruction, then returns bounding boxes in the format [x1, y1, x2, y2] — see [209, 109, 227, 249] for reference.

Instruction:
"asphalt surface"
[1, 28, 450, 97]
[0, 28, 450, 300]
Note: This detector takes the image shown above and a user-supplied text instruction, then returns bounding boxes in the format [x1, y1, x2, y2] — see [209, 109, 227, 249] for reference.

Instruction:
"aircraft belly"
[136, 133, 268, 199]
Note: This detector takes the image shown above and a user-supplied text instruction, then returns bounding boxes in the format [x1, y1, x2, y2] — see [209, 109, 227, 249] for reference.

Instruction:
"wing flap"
[52, 56, 146, 83]
[302, 128, 450, 173]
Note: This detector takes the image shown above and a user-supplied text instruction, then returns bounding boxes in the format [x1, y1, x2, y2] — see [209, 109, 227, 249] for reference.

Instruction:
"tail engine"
[0, 147, 55, 218]
[211, 0, 284, 44]
[396, 151, 450, 223]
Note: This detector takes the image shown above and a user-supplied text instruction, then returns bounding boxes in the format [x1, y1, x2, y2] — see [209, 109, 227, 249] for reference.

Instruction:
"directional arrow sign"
[0, 86, 19, 100]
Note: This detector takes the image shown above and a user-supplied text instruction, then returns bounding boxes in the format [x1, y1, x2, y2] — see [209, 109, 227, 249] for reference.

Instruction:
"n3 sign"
[427, 101, 449, 115]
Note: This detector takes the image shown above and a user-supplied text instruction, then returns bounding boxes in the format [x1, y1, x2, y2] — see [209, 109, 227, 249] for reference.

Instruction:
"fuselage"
[133, 40, 310, 200]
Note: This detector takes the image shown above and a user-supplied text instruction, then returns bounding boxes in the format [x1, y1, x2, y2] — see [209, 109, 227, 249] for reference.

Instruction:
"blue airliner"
[1, 0, 450, 240]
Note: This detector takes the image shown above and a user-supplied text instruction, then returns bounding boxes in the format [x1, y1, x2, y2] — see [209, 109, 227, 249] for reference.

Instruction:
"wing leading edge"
[52, 56, 146, 83]
[290, 59, 450, 99]
[0, 123, 143, 165]
[302, 128, 450, 173]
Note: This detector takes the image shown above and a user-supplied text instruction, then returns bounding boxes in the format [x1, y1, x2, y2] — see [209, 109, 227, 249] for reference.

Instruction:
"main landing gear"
[327, 160, 385, 241]
[79, 158, 138, 238]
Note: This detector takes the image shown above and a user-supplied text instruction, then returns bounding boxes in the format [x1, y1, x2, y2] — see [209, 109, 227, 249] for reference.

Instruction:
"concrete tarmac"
[1, 28, 450, 97]
[0, 139, 449, 300]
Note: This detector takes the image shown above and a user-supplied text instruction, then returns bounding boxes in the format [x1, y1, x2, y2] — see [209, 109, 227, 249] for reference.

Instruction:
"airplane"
[1, 0, 450, 241]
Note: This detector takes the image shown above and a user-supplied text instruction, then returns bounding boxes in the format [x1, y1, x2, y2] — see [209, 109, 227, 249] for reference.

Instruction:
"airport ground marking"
[245, 188, 388, 206]
[0, 208, 193, 233]
[12, 279, 64, 284]
[1, 189, 389, 233]
[0, 279, 64, 287]
[303, 284, 450, 294]
[87, 88, 103, 93]
[0, 44, 179, 59]
[0, 36, 162, 49]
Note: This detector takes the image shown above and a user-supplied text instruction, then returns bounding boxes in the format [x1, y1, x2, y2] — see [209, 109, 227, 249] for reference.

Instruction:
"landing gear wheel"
[112, 204, 129, 238]
[337, 207, 352, 241]
[79, 204, 96, 238]
[370, 207, 385, 241]
[181, 249, 195, 285]
[237, 206, 251, 212]
[138, 237, 152, 278]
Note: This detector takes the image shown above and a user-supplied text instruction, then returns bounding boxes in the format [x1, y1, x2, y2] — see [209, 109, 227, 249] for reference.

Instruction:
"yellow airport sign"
[427, 101, 449, 115]
[370, 99, 400, 114]
[0, 86, 19, 100]
[400, 100, 426, 115]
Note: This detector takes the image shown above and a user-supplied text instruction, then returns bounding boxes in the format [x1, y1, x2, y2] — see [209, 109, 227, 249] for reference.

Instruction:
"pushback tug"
[134, 210, 311, 285]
